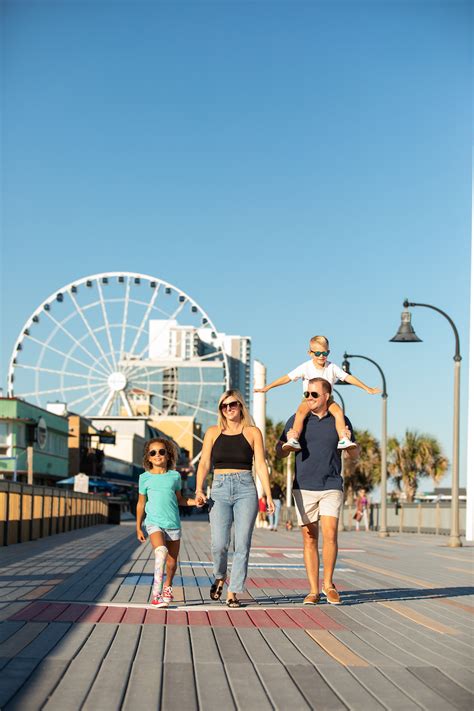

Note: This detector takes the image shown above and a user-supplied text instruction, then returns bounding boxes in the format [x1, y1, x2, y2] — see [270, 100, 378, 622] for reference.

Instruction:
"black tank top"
[212, 431, 254, 470]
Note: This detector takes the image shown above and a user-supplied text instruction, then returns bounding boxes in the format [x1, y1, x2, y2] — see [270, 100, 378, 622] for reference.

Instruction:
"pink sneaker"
[162, 586, 174, 603]
[151, 594, 168, 608]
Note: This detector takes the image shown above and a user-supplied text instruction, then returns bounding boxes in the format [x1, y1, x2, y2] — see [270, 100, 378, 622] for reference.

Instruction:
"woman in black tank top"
[195, 390, 275, 607]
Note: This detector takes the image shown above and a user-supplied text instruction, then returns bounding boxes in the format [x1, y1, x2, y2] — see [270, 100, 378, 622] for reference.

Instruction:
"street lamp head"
[338, 358, 352, 383]
[390, 310, 422, 343]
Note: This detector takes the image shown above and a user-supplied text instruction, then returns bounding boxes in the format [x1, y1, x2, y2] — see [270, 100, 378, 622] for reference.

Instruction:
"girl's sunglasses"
[220, 400, 240, 410]
[149, 448, 167, 457]
[303, 391, 321, 399]
[310, 350, 330, 357]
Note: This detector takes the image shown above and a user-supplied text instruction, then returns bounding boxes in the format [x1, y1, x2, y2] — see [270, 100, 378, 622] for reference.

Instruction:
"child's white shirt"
[287, 359, 348, 391]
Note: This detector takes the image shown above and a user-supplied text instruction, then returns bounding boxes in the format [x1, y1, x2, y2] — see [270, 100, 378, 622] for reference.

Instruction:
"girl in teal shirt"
[136, 438, 195, 608]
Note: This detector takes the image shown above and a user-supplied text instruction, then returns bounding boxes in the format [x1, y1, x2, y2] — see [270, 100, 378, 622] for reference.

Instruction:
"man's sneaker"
[337, 438, 358, 450]
[162, 586, 174, 603]
[321, 585, 341, 605]
[282, 438, 302, 452]
[151, 594, 168, 608]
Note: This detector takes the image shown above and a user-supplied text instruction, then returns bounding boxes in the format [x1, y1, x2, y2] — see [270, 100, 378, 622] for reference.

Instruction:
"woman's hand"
[195, 490, 208, 507]
[136, 528, 146, 543]
[266, 497, 275, 515]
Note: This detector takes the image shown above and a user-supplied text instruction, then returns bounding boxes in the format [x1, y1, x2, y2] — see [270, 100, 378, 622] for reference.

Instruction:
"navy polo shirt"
[280, 412, 355, 492]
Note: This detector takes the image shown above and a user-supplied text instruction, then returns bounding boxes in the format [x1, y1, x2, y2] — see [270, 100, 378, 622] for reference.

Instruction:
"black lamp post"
[391, 299, 462, 548]
[341, 351, 389, 537]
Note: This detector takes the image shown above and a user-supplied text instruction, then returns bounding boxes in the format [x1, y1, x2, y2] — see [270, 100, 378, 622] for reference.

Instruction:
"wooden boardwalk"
[0, 514, 472, 710]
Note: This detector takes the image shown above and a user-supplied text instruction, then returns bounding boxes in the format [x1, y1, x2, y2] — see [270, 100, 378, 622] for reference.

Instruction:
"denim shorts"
[145, 524, 181, 541]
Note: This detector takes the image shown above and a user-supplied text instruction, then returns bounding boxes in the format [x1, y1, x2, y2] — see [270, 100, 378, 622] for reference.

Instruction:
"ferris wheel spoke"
[42, 310, 111, 376]
[96, 281, 118, 370]
[118, 276, 131, 364]
[68, 384, 110, 409]
[26, 335, 108, 379]
[134, 297, 189, 363]
[119, 390, 133, 417]
[96, 390, 116, 417]
[69, 291, 116, 372]
[82, 386, 115, 417]
[123, 283, 161, 373]
[15, 363, 105, 382]
[19, 382, 106, 399]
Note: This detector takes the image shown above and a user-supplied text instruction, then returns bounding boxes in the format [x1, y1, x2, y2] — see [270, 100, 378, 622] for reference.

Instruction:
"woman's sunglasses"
[220, 400, 240, 411]
[303, 391, 321, 399]
[149, 448, 167, 457]
[310, 350, 330, 357]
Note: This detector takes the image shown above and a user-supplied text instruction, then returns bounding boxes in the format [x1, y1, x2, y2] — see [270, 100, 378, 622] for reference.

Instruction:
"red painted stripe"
[144, 608, 167, 624]
[32, 603, 70, 622]
[227, 611, 255, 628]
[301, 607, 346, 630]
[100, 606, 127, 623]
[266, 552, 284, 558]
[78, 605, 107, 623]
[122, 607, 146, 624]
[265, 609, 300, 628]
[8, 601, 50, 621]
[187, 610, 210, 626]
[207, 610, 233, 627]
[283, 608, 318, 628]
[55, 604, 90, 622]
[166, 610, 188, 625]
[246, 610, 278, 628]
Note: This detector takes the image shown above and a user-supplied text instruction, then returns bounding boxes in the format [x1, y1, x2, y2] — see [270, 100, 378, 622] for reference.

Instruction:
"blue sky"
[2, 0, 471, 488]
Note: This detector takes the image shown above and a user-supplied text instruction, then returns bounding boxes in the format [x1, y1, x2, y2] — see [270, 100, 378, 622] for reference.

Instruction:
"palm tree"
[388, 430, 448, 502]
[343, 429, 381, 502]
[265, 416, 286, 488]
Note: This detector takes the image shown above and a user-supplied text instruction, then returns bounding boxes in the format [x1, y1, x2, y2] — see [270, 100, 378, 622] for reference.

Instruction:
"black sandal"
[210, 579, 225, 600]
[226, 597, 242, 608]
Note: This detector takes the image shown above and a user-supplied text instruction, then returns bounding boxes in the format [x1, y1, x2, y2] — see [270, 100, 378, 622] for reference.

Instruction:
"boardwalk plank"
[82, 625, 141, 710]
[378, 667, 459, 711]
[122, 625, 165, 710]
[43, 625, 118, 710]
[408, 667, 474, 710]
[350, 667, 421, 710]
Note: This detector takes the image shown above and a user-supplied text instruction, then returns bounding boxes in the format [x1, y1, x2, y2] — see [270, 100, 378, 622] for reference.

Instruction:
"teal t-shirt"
[138, 470, 182, 529]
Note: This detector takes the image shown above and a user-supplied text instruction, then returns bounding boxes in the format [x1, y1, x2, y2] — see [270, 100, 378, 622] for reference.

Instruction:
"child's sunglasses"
[149, 448, 167, 457]
[310, 350, 330, 357]
[303, 391, 321, 399]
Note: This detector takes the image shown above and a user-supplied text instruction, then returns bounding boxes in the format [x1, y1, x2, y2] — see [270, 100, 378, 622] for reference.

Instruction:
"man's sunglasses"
[149, 448, 167, 457]
[310, 350, 330, 357]
[304, 391, 321, 399]
[220, 400, 240, 410]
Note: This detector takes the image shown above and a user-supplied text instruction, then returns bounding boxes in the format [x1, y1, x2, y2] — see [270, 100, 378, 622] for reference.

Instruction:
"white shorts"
[145, 524, 181, 541]
[293, 489, 343, 526]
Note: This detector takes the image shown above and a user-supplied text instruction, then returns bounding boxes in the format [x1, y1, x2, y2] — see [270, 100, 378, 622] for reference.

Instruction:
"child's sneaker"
[151, 594, 168, 608]
[282, 438, 301, 452]
[162, 586, 174, 603]
[337, 438, 358, 450]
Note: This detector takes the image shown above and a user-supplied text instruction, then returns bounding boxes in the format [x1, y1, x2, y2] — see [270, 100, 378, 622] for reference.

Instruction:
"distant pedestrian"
[257, 495, 269, 528]
[269, 482, 283, 530]
[136, 438, 196, 608]
[354, 489, 369, 531]
[277, 378, 359, 606]
[195, 390, 274, 608]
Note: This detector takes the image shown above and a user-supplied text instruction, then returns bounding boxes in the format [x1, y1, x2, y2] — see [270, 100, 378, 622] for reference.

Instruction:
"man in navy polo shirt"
[276, 377, 359, 605]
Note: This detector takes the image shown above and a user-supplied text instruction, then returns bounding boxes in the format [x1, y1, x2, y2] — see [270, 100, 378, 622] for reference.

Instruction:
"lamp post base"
[378, 530, 390, 538]
[448, 535, 462, 548]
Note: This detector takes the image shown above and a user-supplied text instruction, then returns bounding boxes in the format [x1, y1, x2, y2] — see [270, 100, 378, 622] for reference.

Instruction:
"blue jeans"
[209, 471, 258, 592]
[269, 499, 282, 529]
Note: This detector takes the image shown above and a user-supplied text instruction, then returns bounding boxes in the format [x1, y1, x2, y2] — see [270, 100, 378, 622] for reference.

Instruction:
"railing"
[283, 501, 467, 536]
[0, 481, 109, 546]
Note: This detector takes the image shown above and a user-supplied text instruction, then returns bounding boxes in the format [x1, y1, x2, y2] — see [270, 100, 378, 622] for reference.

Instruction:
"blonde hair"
[310, 335, 330, 350]
[217, 389, 254, 431]
[143, 437, 178, 471]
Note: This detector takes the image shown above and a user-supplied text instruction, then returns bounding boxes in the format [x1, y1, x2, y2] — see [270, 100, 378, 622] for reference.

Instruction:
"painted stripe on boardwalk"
[305, 629, 370, 667]
[379, 601, 459, 634]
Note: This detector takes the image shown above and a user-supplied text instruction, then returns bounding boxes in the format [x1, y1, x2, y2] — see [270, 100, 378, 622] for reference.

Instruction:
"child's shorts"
[145, 524, 181, 541]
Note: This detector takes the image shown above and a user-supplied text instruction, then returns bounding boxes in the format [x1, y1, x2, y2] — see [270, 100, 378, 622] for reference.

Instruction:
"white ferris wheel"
[7, 272, 230, 456]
